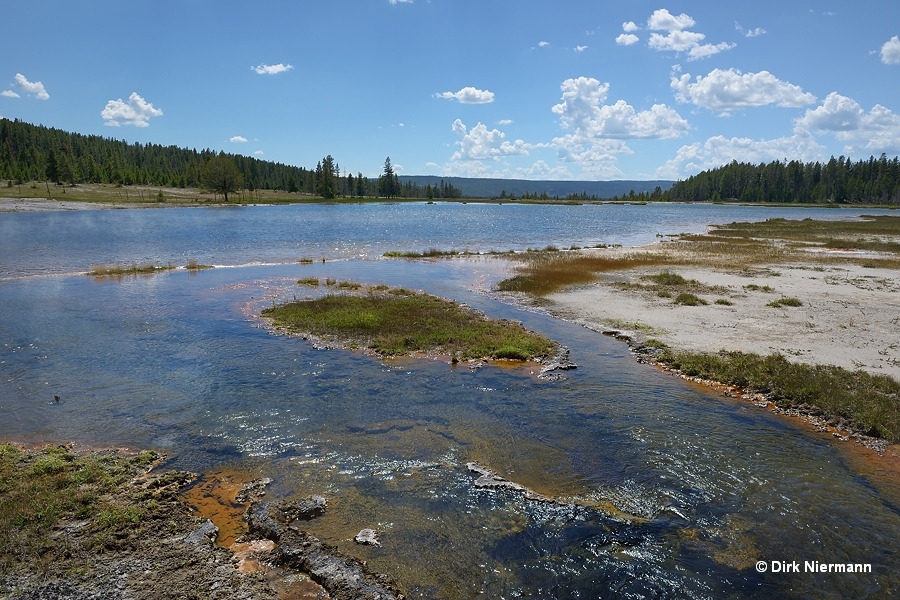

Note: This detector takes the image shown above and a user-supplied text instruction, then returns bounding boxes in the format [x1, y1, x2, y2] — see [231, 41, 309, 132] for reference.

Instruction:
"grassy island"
[262, 284, 556, 361]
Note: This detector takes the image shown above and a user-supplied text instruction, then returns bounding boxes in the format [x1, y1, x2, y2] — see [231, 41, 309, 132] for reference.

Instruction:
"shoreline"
[514, 243, 900, 456]
[540, 244, 900, 380]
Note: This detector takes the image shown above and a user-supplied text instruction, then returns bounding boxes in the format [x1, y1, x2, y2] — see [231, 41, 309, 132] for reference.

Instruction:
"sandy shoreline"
[0, 196, 162, 212]
[542, 245, 900, 381]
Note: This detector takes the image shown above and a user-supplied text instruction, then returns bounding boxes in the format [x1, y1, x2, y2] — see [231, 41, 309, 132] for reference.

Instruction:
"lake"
[1, 202, 898, 599]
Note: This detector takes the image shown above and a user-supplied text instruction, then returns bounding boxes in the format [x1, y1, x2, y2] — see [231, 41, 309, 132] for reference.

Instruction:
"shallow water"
[1, 204, 899, 598]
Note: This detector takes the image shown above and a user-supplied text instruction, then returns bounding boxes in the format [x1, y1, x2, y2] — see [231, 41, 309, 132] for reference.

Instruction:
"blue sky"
[3, 1, 899, 181]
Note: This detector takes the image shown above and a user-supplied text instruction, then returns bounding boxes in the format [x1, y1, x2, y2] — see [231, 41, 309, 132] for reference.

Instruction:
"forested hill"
[664, 156, 900, 205]
[0, 118, 313, 191]
[398, 176, 673, 201]
[0, 118, 660, 200]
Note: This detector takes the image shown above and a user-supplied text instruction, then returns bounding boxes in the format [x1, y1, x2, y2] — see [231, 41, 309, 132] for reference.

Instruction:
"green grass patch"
[714, 298, 734, 306]
[383, 248, 463, 258]
[655, 350, 900, 442]
[645, 271, 691, 286]
[0, 444, 162, 573]
[87, 263, 176, 277]
[767, 297, 803, 308]
[261, 286, 556, 361]
[185, 259, 213, 271]
[673, 292, 708, 306]
[298, 277, 320, 287]
[743, 284, 775, 292]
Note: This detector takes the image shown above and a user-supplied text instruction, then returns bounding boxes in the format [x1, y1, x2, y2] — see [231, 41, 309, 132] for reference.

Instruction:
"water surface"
[1, 203, 898, 598]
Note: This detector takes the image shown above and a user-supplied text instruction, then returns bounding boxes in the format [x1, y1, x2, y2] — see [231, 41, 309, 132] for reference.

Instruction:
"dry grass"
[497, 252, 679, 296]
[496, 215, 900, 296]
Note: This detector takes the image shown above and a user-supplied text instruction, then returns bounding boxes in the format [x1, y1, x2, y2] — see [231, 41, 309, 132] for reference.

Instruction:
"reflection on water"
[2, 256, 898, 599]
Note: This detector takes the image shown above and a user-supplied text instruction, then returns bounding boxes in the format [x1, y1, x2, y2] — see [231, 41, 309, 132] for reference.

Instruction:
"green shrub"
[768, 297, 803, 308]
[674, 293, 708, 306]
[647, 271, 689, 286]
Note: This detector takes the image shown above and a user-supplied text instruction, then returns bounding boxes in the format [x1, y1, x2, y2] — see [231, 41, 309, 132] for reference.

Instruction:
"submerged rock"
[355, 528, 380, 546]
[538, 345, 577, 380]
[466, 462, 553, 503]
[247, 498, 403, 600]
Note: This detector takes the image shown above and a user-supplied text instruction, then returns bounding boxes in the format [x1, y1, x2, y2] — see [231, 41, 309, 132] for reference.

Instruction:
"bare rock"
[355, 528, 380, 546]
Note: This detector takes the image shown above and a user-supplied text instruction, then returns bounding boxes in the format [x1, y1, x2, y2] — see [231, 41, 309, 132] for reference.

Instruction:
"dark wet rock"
[538, 345, 577, 380]
[281, 495, 328, 522]
[183, 518, 219, 547]
[246, 500, 283, 540]
[235, 477, 272, 503]
[247, 499, 403, 600]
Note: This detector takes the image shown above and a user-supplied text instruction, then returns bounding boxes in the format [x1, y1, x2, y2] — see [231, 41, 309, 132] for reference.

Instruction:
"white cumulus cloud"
[538, 41, 550, 47]
[795, 92, 900, 154]
[735, 22, 766, 38]
[450, 119, 529, 161]
[552, 77, 689, 140]
[101, 92, 163, 127]
[229, 136, 248, 143]
[616, 33, 639, 46]
[11, 74, 49, 100]
[881, 35, 900, 64]
[251, 63, 294, 75]
[436, 87, 495, 104]
[575, 45, 588, 52]
[550, 77, 688, 177]
[648, 8, 695, 31]
[657, 133, 824, 179]
[254, 150, 265, 156]
[645, 9, 734, 60]
[671, 68, 817, 112]
[1, 90, 20, 98]
[616, 21, 640, 45]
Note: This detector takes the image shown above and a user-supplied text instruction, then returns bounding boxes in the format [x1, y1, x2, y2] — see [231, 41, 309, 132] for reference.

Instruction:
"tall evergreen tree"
[378, 156, 397, 198]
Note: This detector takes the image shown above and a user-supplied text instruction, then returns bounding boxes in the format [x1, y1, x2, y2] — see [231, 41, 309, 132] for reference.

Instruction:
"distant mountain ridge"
[398, 175, 673, 199]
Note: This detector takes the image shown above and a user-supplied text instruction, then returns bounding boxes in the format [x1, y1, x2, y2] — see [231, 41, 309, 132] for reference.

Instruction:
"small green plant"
[673, 292, 708, 306]
[657, 290, 672, 298]
[298, 257, 315, 264]
[647, 271, 689, 286]
[744, 284, 774, 292]
[298, 277, 320, 286]
[185, 259, 213, 271]
[642, 338, 669, 349]
[715, 298, 733, 306]
[767, 297, 803, 307]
